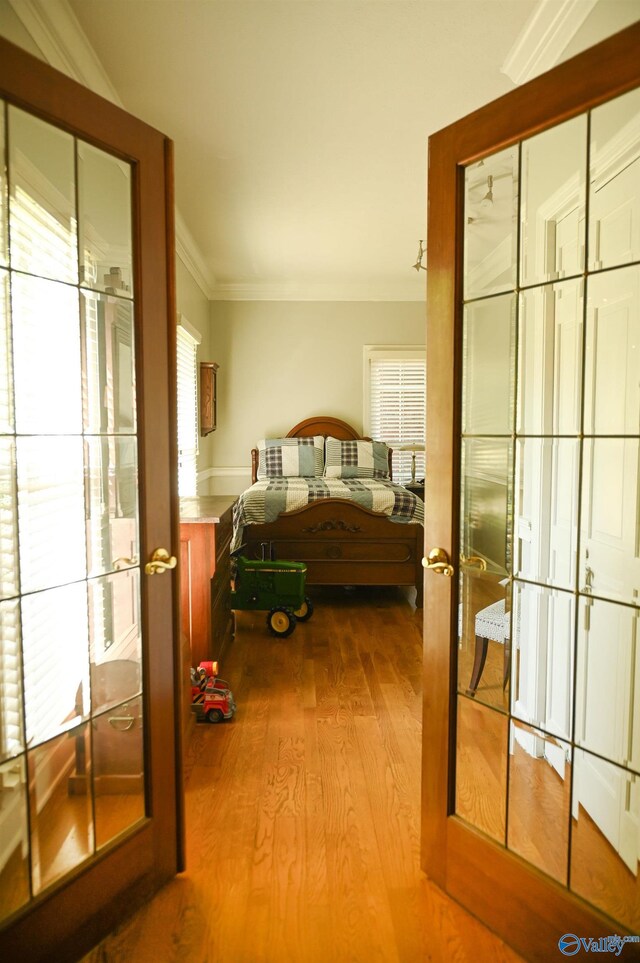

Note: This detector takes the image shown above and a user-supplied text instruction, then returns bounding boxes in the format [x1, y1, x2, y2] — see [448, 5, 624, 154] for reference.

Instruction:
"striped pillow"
[324, 436, 390, 479]
[256, 436, 324, 479]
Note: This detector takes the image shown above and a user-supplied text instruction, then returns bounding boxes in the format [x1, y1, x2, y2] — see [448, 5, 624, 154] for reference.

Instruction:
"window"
[176, 317, 201, 497]
[364, 345, 426, 486]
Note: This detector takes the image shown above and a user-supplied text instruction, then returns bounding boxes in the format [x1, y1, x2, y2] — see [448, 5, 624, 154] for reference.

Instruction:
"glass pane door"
[456, 86, 640, 931]
[0, 101, 145, 922]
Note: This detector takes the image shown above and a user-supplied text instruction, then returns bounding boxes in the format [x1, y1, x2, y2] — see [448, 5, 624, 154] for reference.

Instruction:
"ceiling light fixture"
[413, 239, 426, 272]
[481, 175, 494, 207]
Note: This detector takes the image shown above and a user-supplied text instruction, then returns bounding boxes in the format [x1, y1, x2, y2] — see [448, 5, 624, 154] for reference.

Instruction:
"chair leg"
[467, 634, 489, 696]
[503, 640, 511, 690]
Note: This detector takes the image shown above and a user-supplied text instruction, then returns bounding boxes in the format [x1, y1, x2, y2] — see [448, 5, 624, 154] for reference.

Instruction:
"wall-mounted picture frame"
[200, 361, 219, 436]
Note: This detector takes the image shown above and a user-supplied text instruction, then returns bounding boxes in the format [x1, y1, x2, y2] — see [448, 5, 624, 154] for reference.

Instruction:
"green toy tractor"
[231, 544, 314, 637]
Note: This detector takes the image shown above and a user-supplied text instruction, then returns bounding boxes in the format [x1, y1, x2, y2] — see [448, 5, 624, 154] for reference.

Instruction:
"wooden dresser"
[179, 496, 236, 669]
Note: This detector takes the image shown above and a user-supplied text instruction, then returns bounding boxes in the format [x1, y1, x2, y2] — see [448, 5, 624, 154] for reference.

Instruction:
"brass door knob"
[145, 548, 177, 575]
[422, 547, 455, 577]
[112, 556, 138, 570]
[460, 554, 487, 571]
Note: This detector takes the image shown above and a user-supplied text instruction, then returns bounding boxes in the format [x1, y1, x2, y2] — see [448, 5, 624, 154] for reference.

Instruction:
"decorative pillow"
[256, 435, 324, 479]
[324, 436, 390, 479]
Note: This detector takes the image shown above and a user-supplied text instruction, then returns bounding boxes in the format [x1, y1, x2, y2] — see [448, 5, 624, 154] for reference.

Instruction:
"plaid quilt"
[232, 477, 424, 551]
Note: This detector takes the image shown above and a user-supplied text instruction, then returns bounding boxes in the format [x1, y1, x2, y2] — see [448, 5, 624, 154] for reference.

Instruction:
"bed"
[234, 416, 424, 606]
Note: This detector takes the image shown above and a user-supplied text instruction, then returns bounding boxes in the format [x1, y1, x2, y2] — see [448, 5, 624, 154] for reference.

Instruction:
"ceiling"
[14, 0, 640, 299]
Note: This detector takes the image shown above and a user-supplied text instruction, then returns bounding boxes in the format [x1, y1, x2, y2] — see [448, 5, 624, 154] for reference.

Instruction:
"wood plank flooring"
[83, 586, 523, 963]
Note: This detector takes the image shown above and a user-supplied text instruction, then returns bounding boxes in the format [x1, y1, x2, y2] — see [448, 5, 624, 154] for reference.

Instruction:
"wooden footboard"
[242, 498, 424, 607]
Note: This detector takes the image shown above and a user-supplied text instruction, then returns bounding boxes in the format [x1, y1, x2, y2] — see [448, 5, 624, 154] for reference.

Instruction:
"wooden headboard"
[250, 416, 392, 484]
[286, 416, 361, 440]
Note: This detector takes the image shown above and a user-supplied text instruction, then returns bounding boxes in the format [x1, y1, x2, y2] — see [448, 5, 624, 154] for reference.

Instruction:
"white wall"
[207, 299, 425, 494]
[561, 1, 639, 62]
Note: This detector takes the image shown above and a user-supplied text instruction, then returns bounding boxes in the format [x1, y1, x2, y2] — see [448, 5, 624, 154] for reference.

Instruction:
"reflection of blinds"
[1, 145, 80, 757]
[16, 437, 86, 594]
[177, 323, 199, 497]
[367, 351, 426, 485]
[0, 271, 11, 432]
[0, 600, 22, 758]
[22, 583, 90, 745]
[10, 185, 77, 283]
[16, 439, 88, 741]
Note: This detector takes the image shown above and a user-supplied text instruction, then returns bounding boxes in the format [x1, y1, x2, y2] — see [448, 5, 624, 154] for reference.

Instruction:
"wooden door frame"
[0, 37, 183, 962]
[422, 21, 640, 960]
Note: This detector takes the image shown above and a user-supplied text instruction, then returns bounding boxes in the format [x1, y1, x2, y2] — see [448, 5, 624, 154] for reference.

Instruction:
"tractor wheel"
[206, 708, 224, 723]
[294, 596, 314, 622]
[267, 607, 297, 637]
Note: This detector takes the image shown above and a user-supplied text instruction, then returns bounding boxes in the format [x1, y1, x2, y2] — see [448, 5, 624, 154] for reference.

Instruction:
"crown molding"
[174, 210, 215, 299]
[9, 0, 215, 299]
[501, 0, 597, 86]
[210, 279, 426, 302]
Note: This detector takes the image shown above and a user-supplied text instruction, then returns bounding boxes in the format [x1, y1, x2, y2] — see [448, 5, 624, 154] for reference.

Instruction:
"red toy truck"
[190, 660, 236, 723]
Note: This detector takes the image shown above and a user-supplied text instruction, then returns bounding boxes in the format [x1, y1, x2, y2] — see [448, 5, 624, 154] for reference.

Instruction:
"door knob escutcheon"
[145, 548, 177, 575]
[422, 547, 455, 577]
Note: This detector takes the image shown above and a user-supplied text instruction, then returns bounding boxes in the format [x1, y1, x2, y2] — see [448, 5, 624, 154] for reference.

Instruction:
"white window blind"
[365, 346, 426, 485]
[176, 320, 200, 497]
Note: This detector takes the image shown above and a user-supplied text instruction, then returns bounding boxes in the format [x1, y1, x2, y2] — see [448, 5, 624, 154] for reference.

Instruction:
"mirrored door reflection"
[580, 437, 640, 607]
[0, 269, 11, 432]
[573, 610, 640, 933]
[0, 99, 143, 925]
[85, 437, 139, 578]
[8, 106, 77, 285]
[520, 114, 587, 287]
[517, 279, 583, 435]
[81, 291, 137, 435]
[28, 728, 94, 895]
[460, 438, 512, 578]
[0, 756, 29, 918]
[589, 86, 640, 272]
[21, 583, 90, 747]
[11, 274, 82, 435]
[507, 721, 571, 885]
[511, 583, 574, 742]
[457, 85, 640, 930]
[464, 146, 519, 301]
[462, 294, 515, 435]
[514, 438, 579, 590]
[0, 105, 6, 267]
[575, 597, 639, 772]
[77, 140, 133, 297]
[88, 572, 142, 710]
[571, 750, 640, 931]
[457, 571, 510, 712]
[92, 694, 145, 849]
[456, 697, 508, 844]
[584, 266, 639, 436]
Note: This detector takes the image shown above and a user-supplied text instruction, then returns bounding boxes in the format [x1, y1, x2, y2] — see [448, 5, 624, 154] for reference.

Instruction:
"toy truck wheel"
[206, 708, 224, 723]
[267, 607, 296, 637]
[294, 596, 314, 622]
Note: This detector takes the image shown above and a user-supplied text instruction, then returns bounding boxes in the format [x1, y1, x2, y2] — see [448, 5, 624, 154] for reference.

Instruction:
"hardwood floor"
[83, 586, 522, 963]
